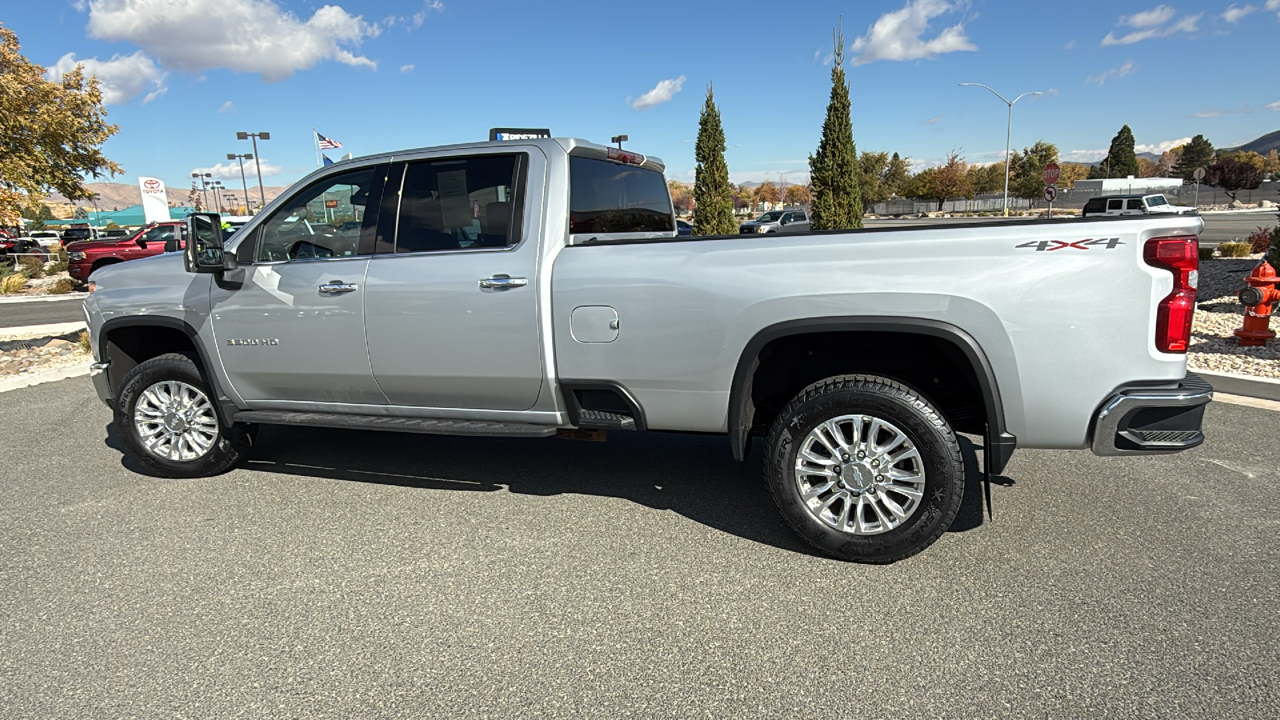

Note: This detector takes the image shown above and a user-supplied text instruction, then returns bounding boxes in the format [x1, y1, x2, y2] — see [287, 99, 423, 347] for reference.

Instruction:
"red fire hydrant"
[1235, 261, 1280, 346]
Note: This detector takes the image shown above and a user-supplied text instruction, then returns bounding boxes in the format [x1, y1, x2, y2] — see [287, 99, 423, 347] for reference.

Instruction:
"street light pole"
[237, 132, 271, 210]
[959, 83, 1043, 217]
[611, 134, 628, 149]
[227, 153, 254, 214]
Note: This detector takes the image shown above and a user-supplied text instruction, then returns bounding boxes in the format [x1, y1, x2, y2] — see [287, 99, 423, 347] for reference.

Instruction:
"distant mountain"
[1225, 129, 1280, 156]
[43, 181, 290, 212]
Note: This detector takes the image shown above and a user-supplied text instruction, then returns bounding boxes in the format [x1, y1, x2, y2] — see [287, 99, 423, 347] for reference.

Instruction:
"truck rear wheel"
[115, 353, 251, 478]
[764, 374, 964, 564]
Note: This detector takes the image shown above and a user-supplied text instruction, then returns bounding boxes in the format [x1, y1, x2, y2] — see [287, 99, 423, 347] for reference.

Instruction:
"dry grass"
[1, 273, 27, 294]
[49, 277, 75, 294]
[78, 330, 92, 354]
[1218, 242, 1253, 258]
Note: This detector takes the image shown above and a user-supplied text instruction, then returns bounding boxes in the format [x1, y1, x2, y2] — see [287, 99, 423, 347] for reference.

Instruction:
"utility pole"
[959, 83, 1043, 217]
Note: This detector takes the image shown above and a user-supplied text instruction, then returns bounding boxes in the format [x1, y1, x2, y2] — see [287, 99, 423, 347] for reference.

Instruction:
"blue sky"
[8, 0, 1280, 194]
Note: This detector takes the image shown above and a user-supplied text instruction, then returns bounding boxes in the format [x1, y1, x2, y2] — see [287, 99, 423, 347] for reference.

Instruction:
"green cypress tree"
[808, 20, 862, 230]
[1098, 125, 1139, 178]
[1173, 134, 1214, 181]
[692, 83, 736, 236]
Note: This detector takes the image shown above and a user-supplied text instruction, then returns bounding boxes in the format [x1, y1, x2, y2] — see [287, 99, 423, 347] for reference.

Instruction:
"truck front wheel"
[764, 374, 964, 564]
[115, 353, 251, 478]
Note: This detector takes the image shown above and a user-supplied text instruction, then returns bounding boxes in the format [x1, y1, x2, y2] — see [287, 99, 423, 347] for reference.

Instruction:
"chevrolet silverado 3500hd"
[84, 137, 1211, 563]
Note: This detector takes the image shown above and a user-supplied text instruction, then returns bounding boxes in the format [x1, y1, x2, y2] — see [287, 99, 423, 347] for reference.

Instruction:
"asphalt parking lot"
[2, 378, 1278, 717]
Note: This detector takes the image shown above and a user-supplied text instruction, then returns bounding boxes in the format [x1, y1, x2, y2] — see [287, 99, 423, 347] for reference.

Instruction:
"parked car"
[739, 209, 810, 234]
[101, 228, 131, 239]
[85, 137, 1210, 564]
[66, 221, 184, 282]
[59, 225, 97, 244]
[27, 230, 64, 249]
[1081, 194, 1195, 218]
[676, 219, 693, 236]
[0, 237, 47, 265]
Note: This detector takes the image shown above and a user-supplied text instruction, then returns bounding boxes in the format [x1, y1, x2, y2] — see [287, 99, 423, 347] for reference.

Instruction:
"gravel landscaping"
[0, 332, 90, 379]
[1192, 255, 1280, 379]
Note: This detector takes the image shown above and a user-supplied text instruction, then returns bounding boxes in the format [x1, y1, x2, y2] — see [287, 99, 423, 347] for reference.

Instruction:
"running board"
[232, 410, 559, 438]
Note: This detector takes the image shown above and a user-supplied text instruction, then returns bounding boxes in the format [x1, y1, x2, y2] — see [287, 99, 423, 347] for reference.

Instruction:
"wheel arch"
[728, 317, 1016, 473]
[100, 316, 237, 426]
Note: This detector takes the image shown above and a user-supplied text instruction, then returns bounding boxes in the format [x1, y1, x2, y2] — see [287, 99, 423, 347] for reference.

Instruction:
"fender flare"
[99, 316, 238, 426]
[727, 316, 1016, 474]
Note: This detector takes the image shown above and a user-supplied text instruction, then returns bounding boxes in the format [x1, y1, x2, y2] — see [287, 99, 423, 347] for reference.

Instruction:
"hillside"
[42, 181, 291, 215]
[1226, 129, 1280, 156]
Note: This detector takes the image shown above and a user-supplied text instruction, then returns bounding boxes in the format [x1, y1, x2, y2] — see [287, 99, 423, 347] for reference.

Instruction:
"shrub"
[17, 255, 44, 279]
[47, 248, 68, 274]
[1198, 246, 1216, 261]
[1218, 242, 1252, 258]
[78, 330, 92, 354]
[49, 277, 74, 294]
[1247, 226, 1273, 254]
[1, 273, 26, 294]
[1268, 225, 1280, 270]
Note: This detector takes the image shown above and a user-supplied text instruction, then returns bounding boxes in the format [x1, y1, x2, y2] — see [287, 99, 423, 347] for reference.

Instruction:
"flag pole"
[313, 127, 320, 168]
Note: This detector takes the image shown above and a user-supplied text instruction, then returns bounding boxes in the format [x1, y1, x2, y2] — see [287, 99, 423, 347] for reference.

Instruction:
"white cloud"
[1121, 5, 1177, 27]
[399, 64, 414, 73]
[412, 0, 444, 28]
[850, 0, 976, 65]
[219, 100, 235, 113]
[1269, 0, 1280, 15]
[85, 0, 380, 82]
[1136, 137, 1192, 154]
[1064, 39, 1075, 49]
[1221, 4, 1257, 22]
[1063, 149, 1108, 163]
[192, 158, 282, 180]
[1193, 101, 1280, 117]
[1266, 100, 1280, 110]
[1085, 60, 1136, 85]
[1101, 7, 1201, 45]
[631, 75, 685, 110]
[45, 50, 166, 104]
[922, 115, 943, 125]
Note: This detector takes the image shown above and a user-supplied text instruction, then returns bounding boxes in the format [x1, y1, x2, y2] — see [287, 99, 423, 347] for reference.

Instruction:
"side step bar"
[232, 410, 559, 438]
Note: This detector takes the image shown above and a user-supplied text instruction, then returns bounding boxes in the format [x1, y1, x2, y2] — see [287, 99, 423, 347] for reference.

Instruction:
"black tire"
[764, 374, 964, 564]
[115, 353, 251, 478]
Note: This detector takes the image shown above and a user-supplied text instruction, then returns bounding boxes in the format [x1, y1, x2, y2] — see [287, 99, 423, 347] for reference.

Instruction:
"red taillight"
[1143, 236, 1198, 353]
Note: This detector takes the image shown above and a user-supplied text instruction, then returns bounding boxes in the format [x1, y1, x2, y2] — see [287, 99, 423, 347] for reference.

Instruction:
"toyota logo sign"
[143, 179, 162, 191]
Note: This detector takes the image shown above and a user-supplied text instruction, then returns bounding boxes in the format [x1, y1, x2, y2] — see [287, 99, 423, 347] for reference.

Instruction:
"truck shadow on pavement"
[105, 424, 1011, 558]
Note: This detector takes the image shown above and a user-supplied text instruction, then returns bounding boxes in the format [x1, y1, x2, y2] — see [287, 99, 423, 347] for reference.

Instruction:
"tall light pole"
[611, 134, 628, 149]
[959, 83, 1042, 217]
[190, 172, 212, 211]
[211, 181, 226, 213]
[236, 131, 270, 210]
[227, 153, 254, 214]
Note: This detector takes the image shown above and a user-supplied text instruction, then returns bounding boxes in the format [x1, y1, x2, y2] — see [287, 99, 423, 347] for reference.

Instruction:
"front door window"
[257, 168, 376, 262]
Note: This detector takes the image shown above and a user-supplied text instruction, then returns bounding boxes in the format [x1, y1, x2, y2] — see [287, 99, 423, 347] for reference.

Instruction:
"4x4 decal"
[1016, 237, 1124, 252]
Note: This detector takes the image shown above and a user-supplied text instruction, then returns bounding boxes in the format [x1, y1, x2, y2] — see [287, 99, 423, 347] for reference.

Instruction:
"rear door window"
[393, 154, 521, 253]
[1106, 199, 1123, 211]
[1125, 199, 1143, 211]
[569, 156, 674, 237]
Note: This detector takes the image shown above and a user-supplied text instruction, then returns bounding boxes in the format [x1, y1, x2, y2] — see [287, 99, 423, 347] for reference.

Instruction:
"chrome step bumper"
[1091, 373, 1213, 456]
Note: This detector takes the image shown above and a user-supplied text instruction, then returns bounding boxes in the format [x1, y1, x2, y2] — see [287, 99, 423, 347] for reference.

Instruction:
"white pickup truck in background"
[84, 137, 1211, 563]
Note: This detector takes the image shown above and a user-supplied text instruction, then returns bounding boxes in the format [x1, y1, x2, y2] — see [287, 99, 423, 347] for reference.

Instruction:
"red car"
[66, 221, 185, 282]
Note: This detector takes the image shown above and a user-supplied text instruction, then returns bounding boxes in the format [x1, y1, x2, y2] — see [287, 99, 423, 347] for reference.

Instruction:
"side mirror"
[184, 213, 235, 273]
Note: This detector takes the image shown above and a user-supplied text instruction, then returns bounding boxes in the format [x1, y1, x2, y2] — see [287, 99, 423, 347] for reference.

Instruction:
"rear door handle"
[479, 275, 528, 290]
[319, 281, 358, 295]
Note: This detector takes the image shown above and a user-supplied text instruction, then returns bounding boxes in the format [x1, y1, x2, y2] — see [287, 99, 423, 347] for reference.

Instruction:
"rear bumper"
[1091, 373, 1212, 456]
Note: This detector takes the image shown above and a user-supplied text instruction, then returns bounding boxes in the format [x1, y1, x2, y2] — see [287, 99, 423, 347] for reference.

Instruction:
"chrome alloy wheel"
[133, 380, 219, 462]
[794, 414, 927, 535]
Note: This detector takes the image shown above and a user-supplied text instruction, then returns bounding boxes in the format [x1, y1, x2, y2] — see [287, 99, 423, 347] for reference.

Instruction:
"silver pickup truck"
[84, 137, 1211, 563]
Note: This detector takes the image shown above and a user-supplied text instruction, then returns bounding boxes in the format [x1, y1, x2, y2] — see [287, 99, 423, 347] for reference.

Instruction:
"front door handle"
[319, 281, 358, 295]
[479, 275, 528, 290]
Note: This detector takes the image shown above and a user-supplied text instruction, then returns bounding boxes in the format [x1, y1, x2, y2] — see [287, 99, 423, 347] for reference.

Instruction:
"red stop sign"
[1042, 162, 1061, 185]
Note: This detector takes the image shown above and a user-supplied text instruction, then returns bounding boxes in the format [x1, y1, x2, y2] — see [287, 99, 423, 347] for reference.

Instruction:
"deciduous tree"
[0, 24, 121, 225]
[966, 163, 1004, 195]
[692, 83, 736, 236]
[1009, 141, 1059, 201]
[756, 181, 780, 208]
[1058, 163, 1090, 189]
[1205, 151, 1266, 201]
[882, 153, 911, 198]
[808, 19, 862, 229]
[910, 152, 972, 211]
[784, 183, 810, 206]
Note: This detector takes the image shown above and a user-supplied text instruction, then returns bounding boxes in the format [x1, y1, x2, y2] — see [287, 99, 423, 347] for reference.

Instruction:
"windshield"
[1145, 195, 1168, 206]
[756, 212, 784, 222]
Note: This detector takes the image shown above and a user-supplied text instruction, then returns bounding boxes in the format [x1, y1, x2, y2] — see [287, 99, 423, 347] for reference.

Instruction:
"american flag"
[316, 132, 343, 150]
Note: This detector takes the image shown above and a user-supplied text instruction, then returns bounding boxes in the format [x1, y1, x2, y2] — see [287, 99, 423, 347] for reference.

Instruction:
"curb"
[0, 293, 89, 304]
[0, 322, 87, 341]
[0, 363, 91, 394]
[1196, 370, 1280, 403]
